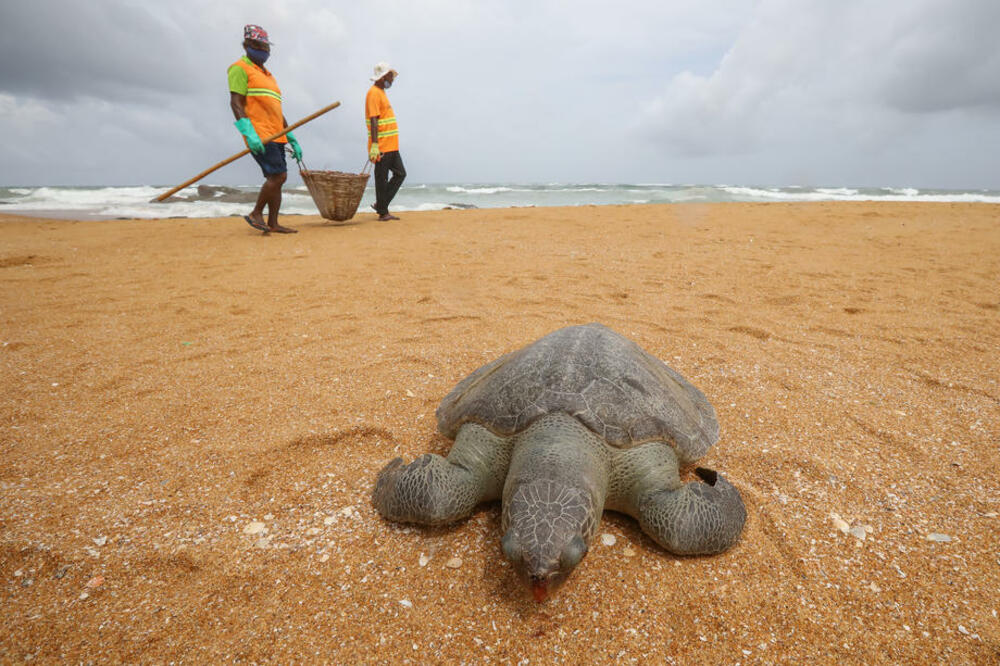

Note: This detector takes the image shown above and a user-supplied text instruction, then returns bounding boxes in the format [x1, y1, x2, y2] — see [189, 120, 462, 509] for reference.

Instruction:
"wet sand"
[1, 203, 998, 663]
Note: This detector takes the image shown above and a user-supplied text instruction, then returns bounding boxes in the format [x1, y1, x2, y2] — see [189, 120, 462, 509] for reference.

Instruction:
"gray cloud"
[875, 2, 1000, 113]
[640, 1, 1000, 150]
[0, 2, 201, 102]
[0, 0, 997, 188]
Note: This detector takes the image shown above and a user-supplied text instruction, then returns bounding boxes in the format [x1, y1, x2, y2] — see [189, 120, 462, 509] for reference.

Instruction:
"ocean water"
[1, 182, 998, 219]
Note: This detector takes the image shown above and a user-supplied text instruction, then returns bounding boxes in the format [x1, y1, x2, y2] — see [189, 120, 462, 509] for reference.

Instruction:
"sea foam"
[3, 182, 999, 219]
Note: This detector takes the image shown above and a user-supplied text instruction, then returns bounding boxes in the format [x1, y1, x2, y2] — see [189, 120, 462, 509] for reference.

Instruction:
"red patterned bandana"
[243, 24, 271, 44]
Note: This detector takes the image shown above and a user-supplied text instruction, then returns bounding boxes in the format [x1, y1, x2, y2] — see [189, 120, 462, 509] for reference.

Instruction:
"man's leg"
[382, 152, 406, 211]
[248, 143, 296, 233]
[373, 157, 390, 216]
[264, 173, 294, 232]
[249, 172, 282, 221]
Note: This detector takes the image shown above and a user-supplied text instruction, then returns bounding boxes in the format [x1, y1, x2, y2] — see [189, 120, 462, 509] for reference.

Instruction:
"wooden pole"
[150, 100, 341, 203]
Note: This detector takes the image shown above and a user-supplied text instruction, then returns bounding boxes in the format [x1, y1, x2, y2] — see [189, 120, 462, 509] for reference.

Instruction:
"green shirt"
[227, 55, 255, 95]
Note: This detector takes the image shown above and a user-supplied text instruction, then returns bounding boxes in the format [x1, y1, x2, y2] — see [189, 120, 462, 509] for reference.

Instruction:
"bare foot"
[378, 214, 400, 221]
[269, 224, 298, 234]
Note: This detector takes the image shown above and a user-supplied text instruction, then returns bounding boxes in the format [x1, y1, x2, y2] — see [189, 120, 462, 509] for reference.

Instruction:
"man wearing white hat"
[366, 62, 405, 221]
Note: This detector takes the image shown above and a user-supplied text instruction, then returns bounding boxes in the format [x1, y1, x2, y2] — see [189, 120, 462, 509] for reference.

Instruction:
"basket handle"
[292, 149, 309, 173]
[292, 150, 370, 176]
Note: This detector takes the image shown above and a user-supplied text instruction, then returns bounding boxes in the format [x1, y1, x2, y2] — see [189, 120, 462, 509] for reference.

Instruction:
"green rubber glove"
[234, 117, 265, 155]
[369, 143, 381, 162]
[286, 131, 303, 160]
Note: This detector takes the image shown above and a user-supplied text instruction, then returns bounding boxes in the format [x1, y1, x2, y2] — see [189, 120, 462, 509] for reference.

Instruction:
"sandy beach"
[1, 202, 998, 663]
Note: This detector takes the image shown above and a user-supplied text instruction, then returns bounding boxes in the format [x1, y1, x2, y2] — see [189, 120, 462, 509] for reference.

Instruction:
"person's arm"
[230, 91, 264, 154]
[283, 115, 302, 160]
[366, 87, 382, 162]
[369, 115, 381, 161]
[230, 92, 248, 120]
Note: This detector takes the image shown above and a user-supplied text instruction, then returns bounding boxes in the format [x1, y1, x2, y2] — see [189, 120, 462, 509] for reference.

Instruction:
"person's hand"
[369, 143, 381, 162]
[286, 131, 303, 161]
[234, 117, 265, 155]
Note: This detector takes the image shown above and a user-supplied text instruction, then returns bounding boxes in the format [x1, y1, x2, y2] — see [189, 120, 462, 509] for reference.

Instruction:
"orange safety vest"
[365, 85, 399, 153]
[229, 57, 287, 144]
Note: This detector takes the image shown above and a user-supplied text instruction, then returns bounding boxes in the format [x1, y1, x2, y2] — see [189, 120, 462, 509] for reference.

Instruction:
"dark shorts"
[251, 142, 287, 176]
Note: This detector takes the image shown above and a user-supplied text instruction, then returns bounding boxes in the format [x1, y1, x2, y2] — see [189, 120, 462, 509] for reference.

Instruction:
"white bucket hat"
[370, 62, 398, 82]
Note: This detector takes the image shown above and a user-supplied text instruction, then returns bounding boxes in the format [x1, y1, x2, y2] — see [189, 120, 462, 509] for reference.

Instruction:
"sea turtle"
[372, 323, 745, 600]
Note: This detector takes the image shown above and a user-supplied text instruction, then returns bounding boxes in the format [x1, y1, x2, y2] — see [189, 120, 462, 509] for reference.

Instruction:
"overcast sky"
[2, 0, 999, 188]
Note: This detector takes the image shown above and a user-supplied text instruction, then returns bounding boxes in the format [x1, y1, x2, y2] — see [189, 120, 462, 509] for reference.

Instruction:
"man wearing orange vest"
[228, 24, 302, 234]
[366, 63, 406, 221]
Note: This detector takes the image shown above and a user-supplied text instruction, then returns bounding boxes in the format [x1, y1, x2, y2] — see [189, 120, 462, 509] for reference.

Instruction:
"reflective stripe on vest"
[378, 117, 398, 138]
[247, 87, 282, 102]
[366, 117, 398, 138]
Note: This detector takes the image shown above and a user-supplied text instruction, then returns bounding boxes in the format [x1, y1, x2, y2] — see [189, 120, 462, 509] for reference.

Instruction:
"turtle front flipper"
[637, 468, 746, 555]
[372, 423, 512, 525]
[607, 442, 745, 555]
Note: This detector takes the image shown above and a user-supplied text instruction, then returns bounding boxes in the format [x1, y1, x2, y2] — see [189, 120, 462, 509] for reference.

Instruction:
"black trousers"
[374, 151, 406, 215]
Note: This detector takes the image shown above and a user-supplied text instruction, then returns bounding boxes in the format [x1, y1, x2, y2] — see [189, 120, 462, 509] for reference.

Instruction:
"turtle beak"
[531, 577, 549, 602]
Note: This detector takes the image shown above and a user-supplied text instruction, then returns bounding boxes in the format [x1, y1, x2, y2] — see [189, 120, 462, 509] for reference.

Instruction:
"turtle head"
[501, 480, 593, 601]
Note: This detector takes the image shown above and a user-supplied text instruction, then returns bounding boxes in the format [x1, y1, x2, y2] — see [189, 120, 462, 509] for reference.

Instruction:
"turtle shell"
[435, 323, 719, 464]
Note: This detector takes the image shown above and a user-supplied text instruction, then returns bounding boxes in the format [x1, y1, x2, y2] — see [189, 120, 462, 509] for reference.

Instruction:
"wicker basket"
[299, 165, 370, 222]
